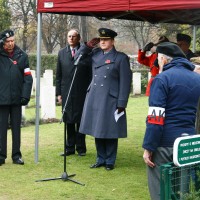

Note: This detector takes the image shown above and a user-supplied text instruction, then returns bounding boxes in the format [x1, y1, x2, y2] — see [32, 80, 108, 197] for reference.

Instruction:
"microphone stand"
[36, 54, 85, 186]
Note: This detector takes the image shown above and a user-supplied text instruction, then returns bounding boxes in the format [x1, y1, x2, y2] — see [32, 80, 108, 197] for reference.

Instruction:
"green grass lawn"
[0, 96, 150, 200]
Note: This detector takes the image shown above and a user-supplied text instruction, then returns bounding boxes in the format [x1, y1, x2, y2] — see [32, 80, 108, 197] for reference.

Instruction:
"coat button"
[104, 76, 107, 78]
[94, 83, 96, 86]
[101, 84, 103, 87]
[95, 75, 97, 77]
[107, 67, 109, 69]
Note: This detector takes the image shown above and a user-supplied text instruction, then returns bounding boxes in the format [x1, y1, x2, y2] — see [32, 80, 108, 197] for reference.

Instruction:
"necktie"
[72, 48, 75, 57]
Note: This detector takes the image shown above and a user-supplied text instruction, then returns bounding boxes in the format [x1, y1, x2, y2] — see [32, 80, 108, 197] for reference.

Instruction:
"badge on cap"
[101, 30, 106, 35]
[6, 33, 10, 38]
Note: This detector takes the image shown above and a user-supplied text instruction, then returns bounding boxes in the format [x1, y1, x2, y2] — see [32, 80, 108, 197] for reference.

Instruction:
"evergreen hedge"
[28, 54, 148, 94]
[28, 54, 58, 74]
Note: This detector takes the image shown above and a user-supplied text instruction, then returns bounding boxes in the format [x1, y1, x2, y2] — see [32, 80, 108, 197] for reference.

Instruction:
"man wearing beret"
[79, 28, 132, 170]
[142, 42, 200, 200]
[176, 33, 197, 60]
[0, 29, 33, 166]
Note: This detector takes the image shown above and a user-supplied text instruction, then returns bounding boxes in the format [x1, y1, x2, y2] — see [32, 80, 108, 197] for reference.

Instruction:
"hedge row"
[28, 54, 148, 94]
[28, 54, 58, 74]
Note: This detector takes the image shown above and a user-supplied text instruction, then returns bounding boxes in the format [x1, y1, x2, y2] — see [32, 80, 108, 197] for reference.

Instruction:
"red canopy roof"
[37, 0, 200, 25]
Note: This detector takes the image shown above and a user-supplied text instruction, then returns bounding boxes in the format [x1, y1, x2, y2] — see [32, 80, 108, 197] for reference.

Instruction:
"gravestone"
[132, 72, 141, 95]
[40, 70, 56, 119]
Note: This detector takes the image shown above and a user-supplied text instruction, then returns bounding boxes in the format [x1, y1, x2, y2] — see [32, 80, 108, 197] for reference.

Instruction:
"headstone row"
[28, 70, 148, 120]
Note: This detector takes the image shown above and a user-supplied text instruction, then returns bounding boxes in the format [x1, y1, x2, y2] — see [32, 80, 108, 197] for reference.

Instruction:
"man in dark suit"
[56, 29, 92, 156]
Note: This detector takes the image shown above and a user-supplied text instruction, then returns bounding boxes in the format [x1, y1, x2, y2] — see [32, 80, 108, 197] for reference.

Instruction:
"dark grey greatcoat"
[56, 44, 92, 123]
[79, 46, 132, 138]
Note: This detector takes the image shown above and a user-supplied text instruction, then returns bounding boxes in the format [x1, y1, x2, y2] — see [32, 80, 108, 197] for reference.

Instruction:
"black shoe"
[90, 163, 105, 168]
[13, 158, 24, 165]
[0, 159, 5, 165]
[105, 164, 114, 170]
[60, 151, 75, 156]
[78, 152, 86, 156]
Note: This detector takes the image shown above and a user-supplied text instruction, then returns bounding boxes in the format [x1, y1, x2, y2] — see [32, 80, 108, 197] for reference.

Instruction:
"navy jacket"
[0, 45, 33, 105]
[143, 57, 200, 152]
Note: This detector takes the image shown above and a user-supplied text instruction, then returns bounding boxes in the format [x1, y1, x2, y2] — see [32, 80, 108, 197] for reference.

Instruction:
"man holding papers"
[79, 28, 132, 170]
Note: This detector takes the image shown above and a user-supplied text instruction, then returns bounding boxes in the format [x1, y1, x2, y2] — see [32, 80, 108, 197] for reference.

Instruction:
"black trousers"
[66, 123, 86, 154]
[95, 138, 118, 165]
[0, 105, 22, 160]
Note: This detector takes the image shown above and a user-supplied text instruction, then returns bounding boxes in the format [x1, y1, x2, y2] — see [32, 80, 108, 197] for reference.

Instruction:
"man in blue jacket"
[142, 42, 200, 200]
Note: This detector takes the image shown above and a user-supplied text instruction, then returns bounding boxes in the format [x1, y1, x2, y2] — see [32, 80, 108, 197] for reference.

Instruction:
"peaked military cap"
[0, 29, 14, 42]
[98, 28, 117, 39]
[176, 33, 191, 44]
[156, 42, 186, 58]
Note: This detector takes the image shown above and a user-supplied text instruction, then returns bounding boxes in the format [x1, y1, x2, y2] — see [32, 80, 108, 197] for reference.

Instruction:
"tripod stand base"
[35, 172, 85, 186]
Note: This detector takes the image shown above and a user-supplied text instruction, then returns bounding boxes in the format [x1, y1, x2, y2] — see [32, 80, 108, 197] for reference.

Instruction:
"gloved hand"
[86, 38, 100, 48]
[143, 42, 154, 52]
[153, 58, 159, 68]
[117, 107, 125, 114]
[21, 97, 29, 106]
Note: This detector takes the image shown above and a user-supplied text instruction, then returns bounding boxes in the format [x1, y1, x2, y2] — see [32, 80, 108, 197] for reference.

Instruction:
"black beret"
[156, 42, 186, 58]
[98, 28, 117, 39]
[0, 29, 14, 42]
[176, 33, 191, 44]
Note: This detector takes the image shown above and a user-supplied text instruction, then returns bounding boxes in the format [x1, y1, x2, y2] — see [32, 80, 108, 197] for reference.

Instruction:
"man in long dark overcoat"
[56, 29, 92, 156]
[79, 28, 132, 170]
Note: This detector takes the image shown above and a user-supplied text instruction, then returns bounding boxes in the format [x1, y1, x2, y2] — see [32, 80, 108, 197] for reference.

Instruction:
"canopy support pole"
[192, 25, 196, 53]
[35, 12, 42, 163]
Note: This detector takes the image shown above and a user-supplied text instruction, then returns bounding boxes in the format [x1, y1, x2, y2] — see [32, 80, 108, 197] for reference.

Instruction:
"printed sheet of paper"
[114, 109, 124, 122]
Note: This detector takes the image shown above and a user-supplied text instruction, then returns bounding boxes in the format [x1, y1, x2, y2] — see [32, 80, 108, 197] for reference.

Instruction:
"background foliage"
[0, 0, 11, 30]
[29, 54, 57, 73]
[0, 0, 199, 55]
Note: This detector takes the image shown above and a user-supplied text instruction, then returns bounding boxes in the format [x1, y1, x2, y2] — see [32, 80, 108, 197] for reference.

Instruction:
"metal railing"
[160, 162, 200, 200]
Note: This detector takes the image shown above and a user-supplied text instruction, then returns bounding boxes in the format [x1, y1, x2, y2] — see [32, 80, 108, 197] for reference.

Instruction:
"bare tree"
[160, 24, 192, 40]
[41, 14, 80, 53]
[113, 20, 161, 49]
[8, 0, 36, 52]
[0, 0, 11, 31]
[79, 16, 88, 42]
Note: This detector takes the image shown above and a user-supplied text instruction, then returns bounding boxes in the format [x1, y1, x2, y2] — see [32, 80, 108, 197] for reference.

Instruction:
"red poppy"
[105, 59, 110, 64]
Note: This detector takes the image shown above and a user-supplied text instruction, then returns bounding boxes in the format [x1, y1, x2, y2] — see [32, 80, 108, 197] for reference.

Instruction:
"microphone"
[74, 54, 83, 66]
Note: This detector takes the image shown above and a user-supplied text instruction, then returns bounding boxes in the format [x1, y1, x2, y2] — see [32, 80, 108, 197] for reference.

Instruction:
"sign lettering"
[173, 135, 200, 167]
